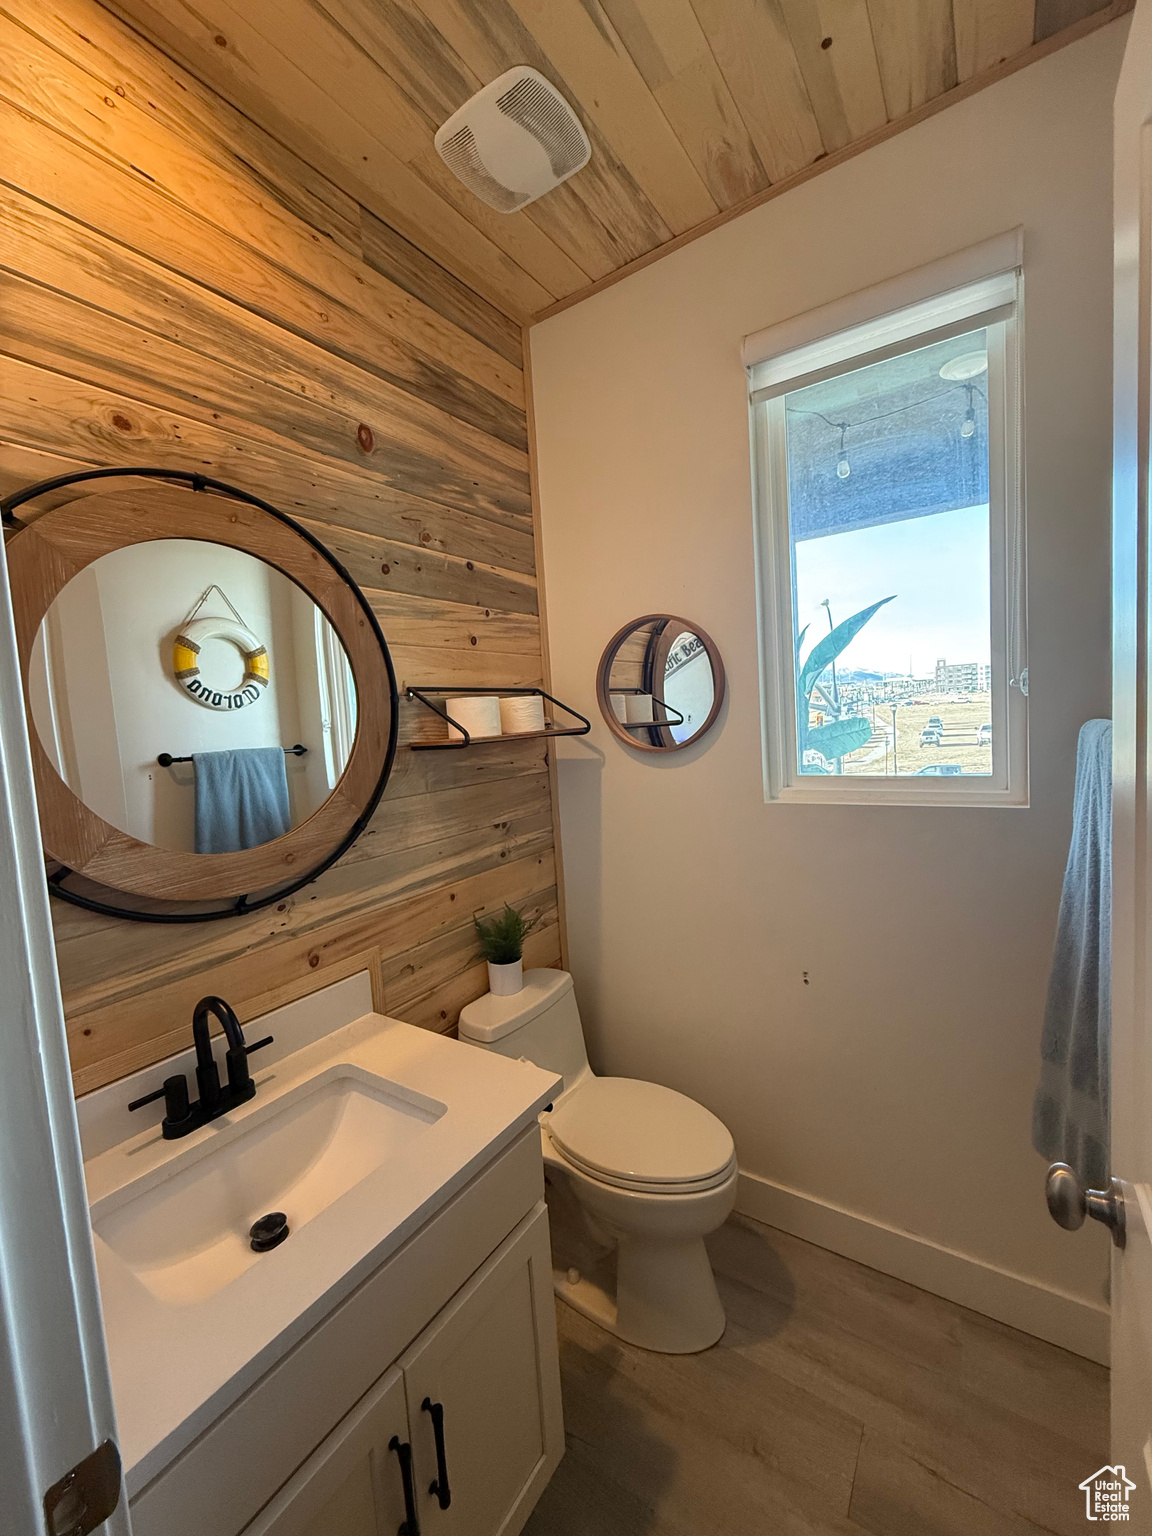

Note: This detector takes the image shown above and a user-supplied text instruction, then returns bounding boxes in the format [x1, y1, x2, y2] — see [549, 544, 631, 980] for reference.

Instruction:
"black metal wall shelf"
[406, 686, 591, 750]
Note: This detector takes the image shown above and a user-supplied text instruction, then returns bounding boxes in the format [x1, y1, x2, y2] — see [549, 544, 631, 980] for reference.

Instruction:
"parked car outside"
[920, 728, 942, 745]
[977, 723, 992, 744]
[927, 715, 944, 730]
[917, 764, 963, 775]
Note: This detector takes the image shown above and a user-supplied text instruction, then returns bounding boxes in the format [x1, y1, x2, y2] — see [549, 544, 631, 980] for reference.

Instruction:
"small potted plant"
[475, 903, 538, 996]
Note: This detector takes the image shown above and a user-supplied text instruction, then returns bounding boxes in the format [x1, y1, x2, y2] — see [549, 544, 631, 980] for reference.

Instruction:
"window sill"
[766, 779, 1029, 808]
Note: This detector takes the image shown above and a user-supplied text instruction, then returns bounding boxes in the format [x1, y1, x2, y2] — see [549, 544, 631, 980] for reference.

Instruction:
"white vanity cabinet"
[245, 1206, 560, 1536]
[399, 1207, 557, 1536]
[243, 1368, 411, 1536]
[128, 1126, 564, 1536]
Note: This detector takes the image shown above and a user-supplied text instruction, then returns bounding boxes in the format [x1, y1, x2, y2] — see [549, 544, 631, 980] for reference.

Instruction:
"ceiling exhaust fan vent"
[434, 66, 591, 213]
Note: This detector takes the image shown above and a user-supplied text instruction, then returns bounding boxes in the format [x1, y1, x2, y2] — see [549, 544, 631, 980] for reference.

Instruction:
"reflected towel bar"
[157, 744, 307, 767]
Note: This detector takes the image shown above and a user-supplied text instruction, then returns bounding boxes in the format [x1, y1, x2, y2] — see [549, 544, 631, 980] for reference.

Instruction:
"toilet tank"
[459, 969, 590, 1094]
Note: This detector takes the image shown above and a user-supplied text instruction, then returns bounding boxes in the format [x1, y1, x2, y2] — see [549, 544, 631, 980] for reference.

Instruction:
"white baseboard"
[735, 1169, 1109, 1366]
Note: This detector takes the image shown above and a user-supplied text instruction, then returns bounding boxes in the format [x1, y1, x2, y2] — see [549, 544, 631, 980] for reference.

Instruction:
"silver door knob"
[1045, 1162, 1126, 1248]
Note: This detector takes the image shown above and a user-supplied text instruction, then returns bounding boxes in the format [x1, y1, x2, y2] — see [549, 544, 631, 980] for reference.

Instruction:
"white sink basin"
[91, 1066, 445, 1307]
[84, 1006, 559, 1494]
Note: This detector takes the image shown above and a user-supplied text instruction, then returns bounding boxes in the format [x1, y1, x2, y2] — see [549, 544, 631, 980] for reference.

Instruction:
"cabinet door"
[401, 1203, 563, 1536]
[241, 1367, 414, 1536]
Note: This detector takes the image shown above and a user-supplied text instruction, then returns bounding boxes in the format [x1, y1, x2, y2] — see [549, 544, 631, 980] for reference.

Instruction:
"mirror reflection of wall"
[599, 614, 725, 753]
[661, 630, 714, 745]
[28, 540, 357, 853]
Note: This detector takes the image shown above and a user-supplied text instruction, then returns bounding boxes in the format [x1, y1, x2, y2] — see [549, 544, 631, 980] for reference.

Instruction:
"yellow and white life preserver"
[173, 616, 269, 711]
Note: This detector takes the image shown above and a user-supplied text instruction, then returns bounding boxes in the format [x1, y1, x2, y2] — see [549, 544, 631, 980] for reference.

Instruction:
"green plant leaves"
[805, 716, 872, 764]
[797, 596, 895, 706]
[474, 902, 540, 965]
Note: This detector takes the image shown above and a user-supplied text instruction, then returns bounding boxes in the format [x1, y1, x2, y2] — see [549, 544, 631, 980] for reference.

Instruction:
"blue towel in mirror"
[193, 747, 291, 854]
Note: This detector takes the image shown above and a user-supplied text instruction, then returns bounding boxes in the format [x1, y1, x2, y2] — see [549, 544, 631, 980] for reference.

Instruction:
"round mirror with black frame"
[596, 614, 725, 753]
[2, 469, 398, 922]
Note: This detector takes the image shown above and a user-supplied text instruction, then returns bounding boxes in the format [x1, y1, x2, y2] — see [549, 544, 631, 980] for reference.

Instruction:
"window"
[748, 244, 1027, 806]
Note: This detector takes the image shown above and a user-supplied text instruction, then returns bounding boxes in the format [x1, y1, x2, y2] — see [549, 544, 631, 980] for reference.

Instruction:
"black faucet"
[128, 995, 273, 1139]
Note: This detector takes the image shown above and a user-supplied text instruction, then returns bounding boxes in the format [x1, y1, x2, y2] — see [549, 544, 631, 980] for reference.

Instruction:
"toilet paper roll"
[625, 693, 654, 724]
[610, 693, 629, 723]
[446, 695, 502, 742]
[499, 694, 546, 734]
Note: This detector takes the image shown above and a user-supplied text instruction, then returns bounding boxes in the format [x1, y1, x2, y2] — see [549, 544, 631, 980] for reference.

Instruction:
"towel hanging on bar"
[192, 747, 292, 854]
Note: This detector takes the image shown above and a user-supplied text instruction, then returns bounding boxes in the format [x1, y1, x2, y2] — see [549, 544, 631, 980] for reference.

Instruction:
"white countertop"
[84, 1010, 559, 1494]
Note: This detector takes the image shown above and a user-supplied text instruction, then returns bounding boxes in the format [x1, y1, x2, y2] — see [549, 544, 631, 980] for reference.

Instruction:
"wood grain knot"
[821, 35, 833, 48]
[381, 563, 390, 575]
[356, 423, 374, 453]
[309, 954, 320, 968]
[213, 32, 227, 46]
[111, 412, 133, 432]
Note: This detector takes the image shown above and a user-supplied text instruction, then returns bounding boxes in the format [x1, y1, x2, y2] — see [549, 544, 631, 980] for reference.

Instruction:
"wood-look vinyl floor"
[523, 1215, 1108, 1536]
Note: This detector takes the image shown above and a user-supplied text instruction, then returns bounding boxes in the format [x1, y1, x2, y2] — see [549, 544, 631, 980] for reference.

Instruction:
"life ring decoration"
[173, 615, 269, 711]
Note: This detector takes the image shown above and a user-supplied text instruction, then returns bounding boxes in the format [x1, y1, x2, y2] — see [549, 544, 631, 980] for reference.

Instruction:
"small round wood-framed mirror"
[596, 614, 726, 753]
[4, 471, 398, 921]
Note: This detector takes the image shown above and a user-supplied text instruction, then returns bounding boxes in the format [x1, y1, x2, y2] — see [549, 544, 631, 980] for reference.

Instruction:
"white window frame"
[747, 235, 1028, 808]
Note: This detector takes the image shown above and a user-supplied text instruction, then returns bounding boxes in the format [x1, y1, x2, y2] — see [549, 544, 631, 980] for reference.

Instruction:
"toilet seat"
[546, 1077, 735, 1194]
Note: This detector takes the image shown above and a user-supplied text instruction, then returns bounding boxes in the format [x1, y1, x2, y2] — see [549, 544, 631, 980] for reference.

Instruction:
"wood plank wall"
[0, 0, 563, 1094]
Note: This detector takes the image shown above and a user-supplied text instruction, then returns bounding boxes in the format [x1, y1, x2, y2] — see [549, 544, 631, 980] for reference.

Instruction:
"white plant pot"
[488, 958, 523, 996]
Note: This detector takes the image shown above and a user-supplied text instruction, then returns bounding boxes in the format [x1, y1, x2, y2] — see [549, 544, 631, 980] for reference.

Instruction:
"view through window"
[784, 327, 994, 778]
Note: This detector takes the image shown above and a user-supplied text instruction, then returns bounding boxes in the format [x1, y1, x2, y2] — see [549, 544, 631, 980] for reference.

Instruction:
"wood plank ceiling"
[103, 0, 1128, 322]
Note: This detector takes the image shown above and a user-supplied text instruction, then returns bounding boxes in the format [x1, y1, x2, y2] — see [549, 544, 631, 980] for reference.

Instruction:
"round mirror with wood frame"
[3, 471, 398, 921]
[596, 614, 725, 753]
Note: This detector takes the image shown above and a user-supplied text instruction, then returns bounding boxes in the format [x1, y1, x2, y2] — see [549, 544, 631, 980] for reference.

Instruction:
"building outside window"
[748, 240, 1027, 806]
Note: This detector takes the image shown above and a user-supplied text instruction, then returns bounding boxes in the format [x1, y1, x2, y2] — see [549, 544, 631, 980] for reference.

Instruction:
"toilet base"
[543, 1136, 736, 1355]
[554, 1231, 727, 1354]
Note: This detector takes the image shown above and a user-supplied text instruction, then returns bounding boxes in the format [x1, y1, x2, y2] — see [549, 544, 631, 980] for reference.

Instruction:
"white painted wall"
[529, 23, 1125, 1356]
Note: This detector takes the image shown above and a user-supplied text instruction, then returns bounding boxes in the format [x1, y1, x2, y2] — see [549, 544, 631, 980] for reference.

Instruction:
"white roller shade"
[744, 229, 1023, 393]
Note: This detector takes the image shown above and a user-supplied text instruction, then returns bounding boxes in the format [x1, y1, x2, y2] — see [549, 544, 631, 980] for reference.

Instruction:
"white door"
[400, 1205, 563, 1536]
[1112, 0, 1152, 1515]
[0, 525, 128, 1531]
[240, 1368, 413, 1536]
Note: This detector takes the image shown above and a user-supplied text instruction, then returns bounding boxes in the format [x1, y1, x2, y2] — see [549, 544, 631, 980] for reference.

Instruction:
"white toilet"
[459, 969, 737, 1354]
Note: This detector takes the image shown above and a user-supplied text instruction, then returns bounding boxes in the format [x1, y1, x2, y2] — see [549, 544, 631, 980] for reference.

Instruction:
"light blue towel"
[193, 747, 291, 854]
[1032, 719, 1112, 1187]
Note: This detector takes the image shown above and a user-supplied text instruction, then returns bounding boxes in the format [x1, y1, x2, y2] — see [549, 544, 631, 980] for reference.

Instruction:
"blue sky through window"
[793, 503, 992, 679]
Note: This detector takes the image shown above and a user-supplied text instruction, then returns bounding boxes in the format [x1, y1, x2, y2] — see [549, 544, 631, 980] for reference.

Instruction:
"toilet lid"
[546, 1078, 734, 1188]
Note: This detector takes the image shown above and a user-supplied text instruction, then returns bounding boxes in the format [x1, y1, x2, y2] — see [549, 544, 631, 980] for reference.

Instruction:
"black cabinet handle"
[421, 1397, 451, 1510]
[389, 1435, 421, 1535]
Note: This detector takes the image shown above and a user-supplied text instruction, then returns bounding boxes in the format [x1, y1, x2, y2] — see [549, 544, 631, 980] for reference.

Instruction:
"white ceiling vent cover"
[434, 67, 591, 213]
